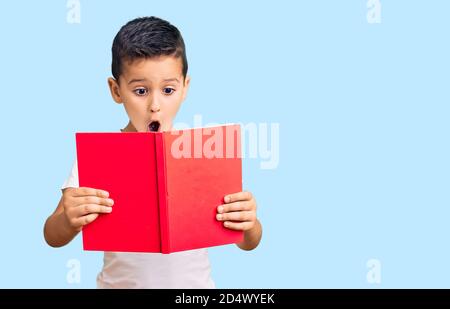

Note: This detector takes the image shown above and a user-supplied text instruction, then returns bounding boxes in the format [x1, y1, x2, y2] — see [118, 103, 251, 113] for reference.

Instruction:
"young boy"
[43, 16, 262, 288]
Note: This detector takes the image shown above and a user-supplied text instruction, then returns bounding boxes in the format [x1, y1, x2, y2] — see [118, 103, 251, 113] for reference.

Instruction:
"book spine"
[155, 133, 170, 253]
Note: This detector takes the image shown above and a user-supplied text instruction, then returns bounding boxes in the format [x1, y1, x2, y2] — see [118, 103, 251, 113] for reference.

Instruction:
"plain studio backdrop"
[0, 0, 449, 288]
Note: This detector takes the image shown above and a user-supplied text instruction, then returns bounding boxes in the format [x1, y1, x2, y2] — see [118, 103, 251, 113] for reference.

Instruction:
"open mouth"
[148, 121, 161, 132]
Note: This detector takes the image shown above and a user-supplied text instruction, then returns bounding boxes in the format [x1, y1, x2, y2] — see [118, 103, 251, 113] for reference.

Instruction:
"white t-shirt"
[62, 158, 215, 289]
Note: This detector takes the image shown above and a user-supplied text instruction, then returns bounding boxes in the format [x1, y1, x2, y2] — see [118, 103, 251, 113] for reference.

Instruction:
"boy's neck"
[121, 121, 137, 133]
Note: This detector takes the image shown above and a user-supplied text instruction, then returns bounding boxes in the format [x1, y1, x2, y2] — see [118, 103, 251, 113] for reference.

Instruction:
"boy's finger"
[73, 187, 109, 198]
[223, 221, 252, 231]
[76, 204, 113, 216]
[217, 201, 252, 213]
[75, 196, 114, 207]
[216, 211, 254, 222]
[73, 213, 99, 228]
[224, 191, 252, 203]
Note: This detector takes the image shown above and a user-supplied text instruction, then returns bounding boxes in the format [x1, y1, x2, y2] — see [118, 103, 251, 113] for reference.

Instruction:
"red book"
[75, 124, 243, 253]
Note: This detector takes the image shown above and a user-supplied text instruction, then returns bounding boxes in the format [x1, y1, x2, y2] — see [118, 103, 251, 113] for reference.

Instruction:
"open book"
[76, 124, 243, 253]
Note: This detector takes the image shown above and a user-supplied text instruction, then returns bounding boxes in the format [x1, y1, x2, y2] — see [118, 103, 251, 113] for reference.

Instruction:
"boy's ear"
[181, 75, 191, 102]
[108, 77, 123, 104]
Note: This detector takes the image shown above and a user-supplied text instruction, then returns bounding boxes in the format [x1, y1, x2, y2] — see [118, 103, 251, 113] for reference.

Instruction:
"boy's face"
[108, 55, 190, 132]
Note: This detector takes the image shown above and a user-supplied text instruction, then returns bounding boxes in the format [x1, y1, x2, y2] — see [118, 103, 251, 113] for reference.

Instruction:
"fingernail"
[216, 214, 223, 221]
[103, 191, 109, 197]
[218, 206, 224, 213]
[106, 207, 112, 213]
[108, 199, 114, 205]
[225, 196, 230, 203]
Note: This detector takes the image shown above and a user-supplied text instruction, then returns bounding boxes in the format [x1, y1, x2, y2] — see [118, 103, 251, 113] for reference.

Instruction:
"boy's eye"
[163, 87, 175, 95]
[134, 88, 148, 96]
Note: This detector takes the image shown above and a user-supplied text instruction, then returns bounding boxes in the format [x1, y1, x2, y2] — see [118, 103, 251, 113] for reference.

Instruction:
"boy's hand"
[216, 191, 257, 231]
[62, 187, 114, 232]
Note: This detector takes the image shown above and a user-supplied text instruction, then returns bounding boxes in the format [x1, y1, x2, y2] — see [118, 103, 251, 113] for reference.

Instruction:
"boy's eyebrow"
[128, 78, 147, 85]
[127, 78, 180, 85]
[162, 78, 180, 83]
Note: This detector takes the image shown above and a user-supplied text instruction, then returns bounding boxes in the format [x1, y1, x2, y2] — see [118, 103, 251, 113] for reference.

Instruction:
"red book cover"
[75, 124, 243, 253]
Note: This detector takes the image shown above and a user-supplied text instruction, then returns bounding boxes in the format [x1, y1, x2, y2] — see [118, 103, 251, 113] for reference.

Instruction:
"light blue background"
[0, 0, 449, 288]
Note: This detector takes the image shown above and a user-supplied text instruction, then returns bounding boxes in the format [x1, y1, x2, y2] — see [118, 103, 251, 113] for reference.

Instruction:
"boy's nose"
[149, 101, 161, 113]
